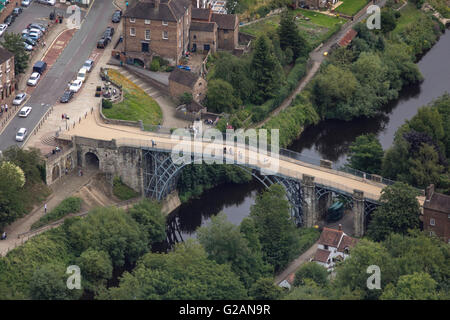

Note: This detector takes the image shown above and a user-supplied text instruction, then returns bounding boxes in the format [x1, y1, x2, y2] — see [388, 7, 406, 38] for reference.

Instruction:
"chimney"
[338, 224, 342, 231]
[425, 184, 435, 201]
[154, 0, 159, 9]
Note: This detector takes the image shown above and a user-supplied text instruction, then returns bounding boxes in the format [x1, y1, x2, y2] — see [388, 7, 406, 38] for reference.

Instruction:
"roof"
[190, 21, 216, 32]
[339, 29, 357, 47]
[286, 273, 295, 285]
[318, 227, 343, 248]
[313, 248, 331, 263]
[0, 46, 13, 64]
[124, 0, 190, 22]
[177, 100, 205, 113]
[169, 68, 199, 88]
[424, 192, 450, 214]
[192, 8, 211, 21]
[211, 13, 237, 30]
[337, 235, 358, 253]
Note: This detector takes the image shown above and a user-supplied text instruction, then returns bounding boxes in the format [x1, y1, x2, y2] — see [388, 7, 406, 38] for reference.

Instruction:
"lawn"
[428, 0, 450, 18]
[102, 69, 163, 125]
[335, 0, 370, 16]
[241, 9, 346, 47]
[391, 2, 427, 36]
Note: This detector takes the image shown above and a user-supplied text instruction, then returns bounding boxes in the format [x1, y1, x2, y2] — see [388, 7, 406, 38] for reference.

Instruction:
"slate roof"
[169, 68, 199, 88]
[424, 192, 450, 214]
[318, 227, 343, 248]
[192, 8, 211, 21]
[313, 248, 331, 263]
[0, 46, 13, 64]
[337, 235, 358, 253]
[211, 13, 237, 30]
[190, 21, 216, 32]
[124, 0, 190, 22]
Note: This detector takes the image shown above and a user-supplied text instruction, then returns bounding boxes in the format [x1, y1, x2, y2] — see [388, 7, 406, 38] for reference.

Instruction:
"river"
[165, 29, 450, 244]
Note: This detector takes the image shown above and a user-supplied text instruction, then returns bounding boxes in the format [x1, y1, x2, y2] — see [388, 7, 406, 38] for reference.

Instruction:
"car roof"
[18, 128, 26, 132]
[16, 93, 25, 97]
[31, 72, 40, 76]
[20, 106, 31, 111]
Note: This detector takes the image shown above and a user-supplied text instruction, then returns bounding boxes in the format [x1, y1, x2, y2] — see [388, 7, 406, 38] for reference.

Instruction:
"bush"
[296, 227, 321, 255]
[31, 197, 82, 230]
[113, 177, 139, 200]
[102, 99, 112, 109]
[165, 65, 175, 72]
[150, 58, 160, 71]
[179, 92, 193, 105]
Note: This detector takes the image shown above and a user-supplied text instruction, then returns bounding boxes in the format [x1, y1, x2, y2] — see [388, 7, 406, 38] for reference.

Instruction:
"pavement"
[0, 0, 117, 152]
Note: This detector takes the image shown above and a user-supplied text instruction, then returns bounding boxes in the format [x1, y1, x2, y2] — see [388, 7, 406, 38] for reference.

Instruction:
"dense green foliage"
[31, 197, 83, 230]
[382, 94, 450, 194]
[112, 177, 139, 200]
[249, 277, 284, 300]
[128, 200, 166, 246]
[177, 163, 252, 202]
[206, 79, 241, 113]
[294, 262, 329, 287]
[347, 134, 384, 174]
[1, 33, 29, 74]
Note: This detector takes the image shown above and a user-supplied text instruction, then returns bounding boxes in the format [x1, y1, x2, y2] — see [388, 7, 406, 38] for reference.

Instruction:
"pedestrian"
[80, 169, 83, 176]
[65, 168, 68, 175]
[1, 231, 6, 240]
[44, 203, 47, 214]
[5, 104, 7, 113]
[62, 113, 65, 120]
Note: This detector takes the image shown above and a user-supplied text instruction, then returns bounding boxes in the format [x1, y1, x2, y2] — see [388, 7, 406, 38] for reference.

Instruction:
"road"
[0, 0, 116, 152]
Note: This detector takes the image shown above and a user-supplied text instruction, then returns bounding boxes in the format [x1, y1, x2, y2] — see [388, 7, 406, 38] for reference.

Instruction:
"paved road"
[0, 0, 115, 152]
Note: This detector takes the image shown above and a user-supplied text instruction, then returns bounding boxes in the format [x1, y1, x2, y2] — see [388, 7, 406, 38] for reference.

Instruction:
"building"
[423, 184, 450, 243]
[312, 226, 358, 270]
[122, 0, 239, 66]
[338, 29, 357, 47]
[0, 47, 15, 105]
[293, 0, 337, 10]
[123, 0, 192, 65]
[168, 67, 207, 102]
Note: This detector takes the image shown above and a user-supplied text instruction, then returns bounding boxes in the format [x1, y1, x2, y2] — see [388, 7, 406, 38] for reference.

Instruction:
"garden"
[334, 0, 370, 16]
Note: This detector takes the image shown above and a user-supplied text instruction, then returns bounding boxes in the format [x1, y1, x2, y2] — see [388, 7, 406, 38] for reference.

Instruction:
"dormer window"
[162, 20, 168, 26]
[145, 19, 151, 24]
[130, 18, 135, 23]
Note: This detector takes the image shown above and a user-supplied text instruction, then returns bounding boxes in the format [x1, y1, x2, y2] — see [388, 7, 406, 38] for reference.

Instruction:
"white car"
[16, 128, 27, 142]
[69, 79, 83, 92]
[29, 28, 43, 36]
[13, 93, 27, 105]
[23, 42, 33, 51]
[83, 60, 94, 72]
[18, 106, 32, 117]
[0, 24, 7, 37]
[27, 72, 41, 86]
[76, 68, 88, 82]
[21, 0, 32, 6]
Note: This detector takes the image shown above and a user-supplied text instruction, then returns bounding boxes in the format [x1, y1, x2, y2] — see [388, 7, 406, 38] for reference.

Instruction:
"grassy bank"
[31, 197, 82, 230]
[335, 0, 370, 16]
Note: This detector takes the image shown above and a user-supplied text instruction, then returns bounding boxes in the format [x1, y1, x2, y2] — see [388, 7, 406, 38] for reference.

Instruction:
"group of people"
[1, 232, 7, 240]
[61, 113, 69, 120]
[0, 104, 9, 117]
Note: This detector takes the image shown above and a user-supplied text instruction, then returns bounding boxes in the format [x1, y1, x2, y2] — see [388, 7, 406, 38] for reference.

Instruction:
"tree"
[380, 9, 397, 34]
[380, 272, 438, 300]
[30, 263, 82, 300]
[65, 207, 148, 268]
[1, 32, 29, 74]
[0, 161, 26, 227]
[197, 213, 270, 288]
[250, 35, 284, 104]
[128, 200, 166, 245]
[409, 143, 444, 188]
[101, 241, 248, 300]
[293, 262, 329, 287]
[347, 134, 384, 174]
[78, 249, 113, 293]
[206, 79, 241, 113]
[249, 277, 284, 300]
[278, 11, 310, 60]
[367, 183, 421, 242]
[250, 184, 300, 272]
[179, 92, 193, 105]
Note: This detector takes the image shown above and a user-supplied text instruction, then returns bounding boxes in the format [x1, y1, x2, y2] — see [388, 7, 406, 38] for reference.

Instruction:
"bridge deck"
[58, 110, 425, 206]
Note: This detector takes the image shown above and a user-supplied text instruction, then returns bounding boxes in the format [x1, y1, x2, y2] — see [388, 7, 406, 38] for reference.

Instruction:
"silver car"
[13, 92, 27, 105]
[82, 59, 94, 72]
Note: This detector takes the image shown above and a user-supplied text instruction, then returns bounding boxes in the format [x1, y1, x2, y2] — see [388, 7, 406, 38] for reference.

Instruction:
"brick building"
[189, 21, 217, 53]
[423, 184, 450, 244]
[0, 47, 15, 105]
[168, 67, 206, 102]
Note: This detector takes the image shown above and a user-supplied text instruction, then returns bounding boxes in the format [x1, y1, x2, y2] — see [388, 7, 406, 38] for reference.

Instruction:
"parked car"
[97, 37, 109, 49]
[4, 15, 15, 26]
[23, 42, 33, 51]
[21, 0, 32, 6]
[27, 72, 41, 86]
[33, 61, 47, 74]
[13, 93, 27, 105]
[23, 36, 36, 46]
[28, 23, 46, 33]
[112, 10, 122, 23]
[104, 27, 114, 40]
[27, 32, 40, 41]
[83, 59, 94, 72]
[60, 90, 74, 103]
[39, 0, 55, 5]
[15, 128, 27, 142]
[76, 68, 88, 82]
[69, 79, 83, 92]
[18, 106, 32, 117]
[29, 28, 43, 36]
[12, 8, 23, 17]
[0, 24, 7, 37]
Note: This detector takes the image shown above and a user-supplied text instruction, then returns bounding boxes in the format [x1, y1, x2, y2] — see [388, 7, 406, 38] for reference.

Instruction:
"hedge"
[31, 197, 83, 230]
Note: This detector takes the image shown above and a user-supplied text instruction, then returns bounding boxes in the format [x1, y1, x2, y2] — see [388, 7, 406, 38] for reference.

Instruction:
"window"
[141, 42, 149, 53]
[162, 31, 168, 39]
[130, 27, 136, 36]
[324, 245, 328, 250]
[145, 30, 150, 40]
[430, 218, 435, 226]
[145, 19, 151, 24]
[162, 20, 168, 26]
[130, 18, 135, 23]
[193, 35, 197, 39]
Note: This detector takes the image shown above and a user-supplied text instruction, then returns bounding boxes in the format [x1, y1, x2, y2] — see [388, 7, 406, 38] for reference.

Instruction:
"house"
[211, 13, 239, 51]
[0, 46, 15, 105]
[123, 0, 192, 65]
[169, 67, 207, 102]
[338, 29, 357, 47]
[423, 184, 450, 243]
[190, 21, 217, 53]
[312, 226, 358, 270]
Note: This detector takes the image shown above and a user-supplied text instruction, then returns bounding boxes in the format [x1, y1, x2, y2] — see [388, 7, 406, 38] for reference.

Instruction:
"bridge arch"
[84, 152, 100, 170]
[51, 164, 60, 182]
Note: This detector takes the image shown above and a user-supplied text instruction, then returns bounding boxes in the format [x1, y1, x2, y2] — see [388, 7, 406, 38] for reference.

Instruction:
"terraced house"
[0, 47, 15, 105]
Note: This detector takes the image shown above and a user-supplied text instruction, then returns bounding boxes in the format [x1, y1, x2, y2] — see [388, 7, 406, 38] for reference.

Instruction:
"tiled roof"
[192, 8, 211, 21]
[190, 21, 216, 32]
[424, 192, 450, 214]
[0, 46, 13, 64]
[339, 28, 357, 47]
[211, 13, 237, 30]
[169, 68, 199, 88]
[313, 248, 330, 263]
[124, 0, 190, 21]
[337, 235, 358, 253]
[318, 227, 343, 248]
